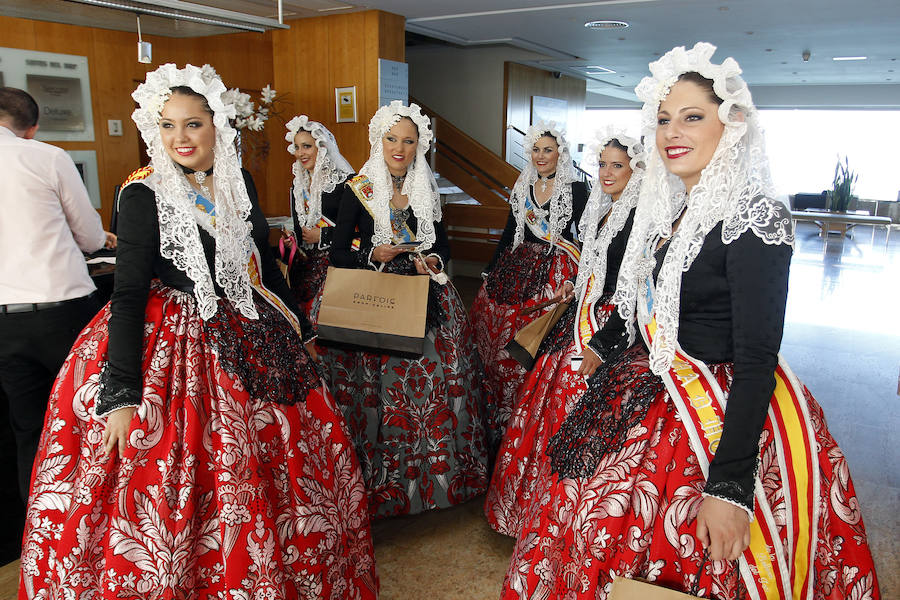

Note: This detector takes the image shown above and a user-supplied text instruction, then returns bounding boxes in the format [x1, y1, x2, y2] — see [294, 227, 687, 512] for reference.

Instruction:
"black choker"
[391, 173, 407, 191]
[179, 164, 214, 176]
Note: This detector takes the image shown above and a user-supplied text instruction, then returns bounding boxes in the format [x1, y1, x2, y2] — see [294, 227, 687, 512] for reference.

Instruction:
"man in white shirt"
[0, 87, 115, 500]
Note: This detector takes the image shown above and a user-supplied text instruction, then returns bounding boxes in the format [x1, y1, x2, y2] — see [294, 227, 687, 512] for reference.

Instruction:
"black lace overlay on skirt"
[290, 247, 330, 304]
[382, 255, 448, 333]
[204, 295, 321, 405]
[547, 343, 665, 479]
[484, 241, 556, 305]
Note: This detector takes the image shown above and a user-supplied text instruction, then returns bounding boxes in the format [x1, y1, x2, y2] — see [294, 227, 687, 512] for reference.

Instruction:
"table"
[791, 209, 892, 242]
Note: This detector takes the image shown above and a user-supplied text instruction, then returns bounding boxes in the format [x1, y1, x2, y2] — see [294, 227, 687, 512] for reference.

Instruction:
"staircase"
[413, 99, 518, 273]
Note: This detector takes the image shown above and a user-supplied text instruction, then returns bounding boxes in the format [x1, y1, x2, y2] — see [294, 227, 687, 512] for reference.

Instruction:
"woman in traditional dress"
[19, 64, 377, 599]
[501, 43, 880, 599]
[323, 101, 489, 519]
[283, 115, 354, 319]
[485, 128, 644, 538]
[470, 123, 588, 448]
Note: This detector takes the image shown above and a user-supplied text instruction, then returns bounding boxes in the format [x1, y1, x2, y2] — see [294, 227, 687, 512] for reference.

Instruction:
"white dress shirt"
[0, 125, 106, 304]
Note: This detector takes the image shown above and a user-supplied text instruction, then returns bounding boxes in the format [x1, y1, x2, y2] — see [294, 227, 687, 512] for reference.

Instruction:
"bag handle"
[278, 229, 298, 269]
[688, 552, 745, 599]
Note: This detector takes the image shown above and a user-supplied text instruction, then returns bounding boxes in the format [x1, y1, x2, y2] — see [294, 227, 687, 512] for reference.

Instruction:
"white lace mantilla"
[131, 63, 256, 321]
[509, 120, 575, 249]
[285, 115, 354, 228]
[574, 127, 644, 303]
[358, 101, 441, 251]
[612, 43, 793, 374]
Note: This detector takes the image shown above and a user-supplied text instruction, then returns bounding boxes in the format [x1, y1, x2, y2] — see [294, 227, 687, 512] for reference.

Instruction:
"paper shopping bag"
[609, 577, 701, 599]
[317, 267, 429, 355]
[505, 301, 570, 369]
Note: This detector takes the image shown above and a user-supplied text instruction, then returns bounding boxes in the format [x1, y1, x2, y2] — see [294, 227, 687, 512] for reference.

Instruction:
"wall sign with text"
[0, 47, 94, 142]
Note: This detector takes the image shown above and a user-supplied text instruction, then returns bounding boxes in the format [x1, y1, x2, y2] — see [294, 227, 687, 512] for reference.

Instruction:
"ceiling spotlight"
[584, 20, 629, 30]
[136, 14, 152, 64]
[802, 50, 810, 62]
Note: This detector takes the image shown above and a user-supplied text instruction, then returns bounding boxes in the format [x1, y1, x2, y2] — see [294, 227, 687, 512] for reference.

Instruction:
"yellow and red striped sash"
[246, 246, 303, 337]
[523, 195, 581, 263]
[641, 313, 819, 600]
[573, 273, 602, 354]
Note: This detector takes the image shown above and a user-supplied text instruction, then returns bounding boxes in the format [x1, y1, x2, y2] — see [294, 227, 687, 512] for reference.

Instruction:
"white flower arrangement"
[224, 84, 278, 131]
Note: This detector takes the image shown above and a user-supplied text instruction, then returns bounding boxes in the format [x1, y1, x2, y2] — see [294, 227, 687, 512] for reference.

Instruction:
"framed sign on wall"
[0, 47, 94, 142]
[335, 86, 357, 123]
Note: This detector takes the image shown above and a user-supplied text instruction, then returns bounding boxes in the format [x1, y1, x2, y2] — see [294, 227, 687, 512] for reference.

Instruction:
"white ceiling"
[4, 0, 898, 99]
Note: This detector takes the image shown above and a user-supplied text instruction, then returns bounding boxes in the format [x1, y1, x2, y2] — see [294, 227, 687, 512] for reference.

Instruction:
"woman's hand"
[696, 495, 751, 561]
[414, 255, 440, 275]
[104, 231, 117, 250]
[301, 227, 321, 244]
[305, 340, 319, 362]
[371, 244, 404, 263]
[553, 281, 575, 302]
[576, 346, 603, 377]
[102, 406, 136, 458]
[281, 230, 295, 248]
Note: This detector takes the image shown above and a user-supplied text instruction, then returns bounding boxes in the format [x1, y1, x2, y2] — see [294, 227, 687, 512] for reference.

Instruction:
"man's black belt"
[0, 291, 97, 315]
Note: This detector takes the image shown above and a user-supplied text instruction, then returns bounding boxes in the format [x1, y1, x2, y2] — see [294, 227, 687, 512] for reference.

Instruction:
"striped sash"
[349, 175, 415, 244]
[246, 246, 303, 337]
[638, 279, 819, 600]
[523, 195, 581, 263]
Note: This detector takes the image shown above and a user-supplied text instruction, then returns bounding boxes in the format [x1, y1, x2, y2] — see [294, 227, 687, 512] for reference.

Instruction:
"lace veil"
[285, 115, 354, 228]
[574, 126, 644, 303]
[131, 63, 257, 321]
[509, 121, 576, 249]
[611, 42, 793, 374]
[357, 101, 441, 251]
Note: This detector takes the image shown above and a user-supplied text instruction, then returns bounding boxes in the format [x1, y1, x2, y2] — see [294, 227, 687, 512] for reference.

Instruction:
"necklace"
[193, 169, 213, 201]
[536, 172, 556, 194]
[391, 172, 407, 192]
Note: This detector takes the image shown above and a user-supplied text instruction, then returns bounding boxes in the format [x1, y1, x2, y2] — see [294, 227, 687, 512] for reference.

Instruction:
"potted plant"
[828, 155, 858, 212]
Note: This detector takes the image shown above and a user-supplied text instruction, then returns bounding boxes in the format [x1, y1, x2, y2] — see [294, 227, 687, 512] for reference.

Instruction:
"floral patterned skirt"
[289, 246, 330, 322]
[485, 298, 614, 538]
[500, 344, 880, 599]
[315, 278, 490, 520]
[20, 283, 378, 600]
[471, 241, 578, 450]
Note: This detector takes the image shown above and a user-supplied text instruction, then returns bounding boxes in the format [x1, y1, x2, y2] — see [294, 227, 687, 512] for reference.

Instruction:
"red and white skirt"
[501, 344, 880, 599]
[470, 241, 578, 449]
[20, 283, 378, 600]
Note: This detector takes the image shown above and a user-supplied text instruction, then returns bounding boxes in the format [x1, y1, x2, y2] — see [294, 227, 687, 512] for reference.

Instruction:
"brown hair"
[168, 86, 214, 116]
[676, 72, 724, 106]
[0, 87, 39, 130]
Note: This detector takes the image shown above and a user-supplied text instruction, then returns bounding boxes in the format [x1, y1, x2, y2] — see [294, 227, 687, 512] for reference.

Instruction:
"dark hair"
[396, 115, 419, 138]
[0, 87, 39, 130]
[604, 138, 629, 153]
[168, 86, 214, 116]
[676, 72, 723, 106]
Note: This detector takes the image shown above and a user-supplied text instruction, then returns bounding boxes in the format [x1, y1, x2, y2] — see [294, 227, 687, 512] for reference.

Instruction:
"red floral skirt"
[20, 284, 378, 600]
[501, 344, 880, 599]
[485, 299, 614, 537]
[471, 241, 578, 449]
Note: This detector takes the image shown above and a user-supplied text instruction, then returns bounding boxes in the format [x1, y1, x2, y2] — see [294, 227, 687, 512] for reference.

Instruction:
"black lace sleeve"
[331, 186, 376, 269]
[704, 228, 792, 511]
[569, 181, 589, 241]
[98, 183, 158, 416]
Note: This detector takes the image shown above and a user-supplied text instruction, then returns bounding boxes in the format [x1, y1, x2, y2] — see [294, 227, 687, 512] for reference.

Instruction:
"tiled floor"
[372, 222, 899, 599]
[2, 223, 896, 599]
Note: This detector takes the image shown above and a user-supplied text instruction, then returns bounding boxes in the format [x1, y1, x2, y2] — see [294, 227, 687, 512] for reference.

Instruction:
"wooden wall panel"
[267, 10, 406, 218]
[503, 62, 586, 158]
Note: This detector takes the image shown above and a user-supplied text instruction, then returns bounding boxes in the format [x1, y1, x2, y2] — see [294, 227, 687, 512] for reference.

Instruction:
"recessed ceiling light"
[832, 56, 867, 61]
[584, 20, 629, 29]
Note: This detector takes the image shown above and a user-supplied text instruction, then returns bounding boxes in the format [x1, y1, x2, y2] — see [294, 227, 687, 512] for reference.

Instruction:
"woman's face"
[382, 117, 418, 176]
[159, 92, 216, 172]
[293, 131, 318, 172]
[531, 135, 560, 177]
[597, 145, 633, 201]
[655, 79, 725, 192]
